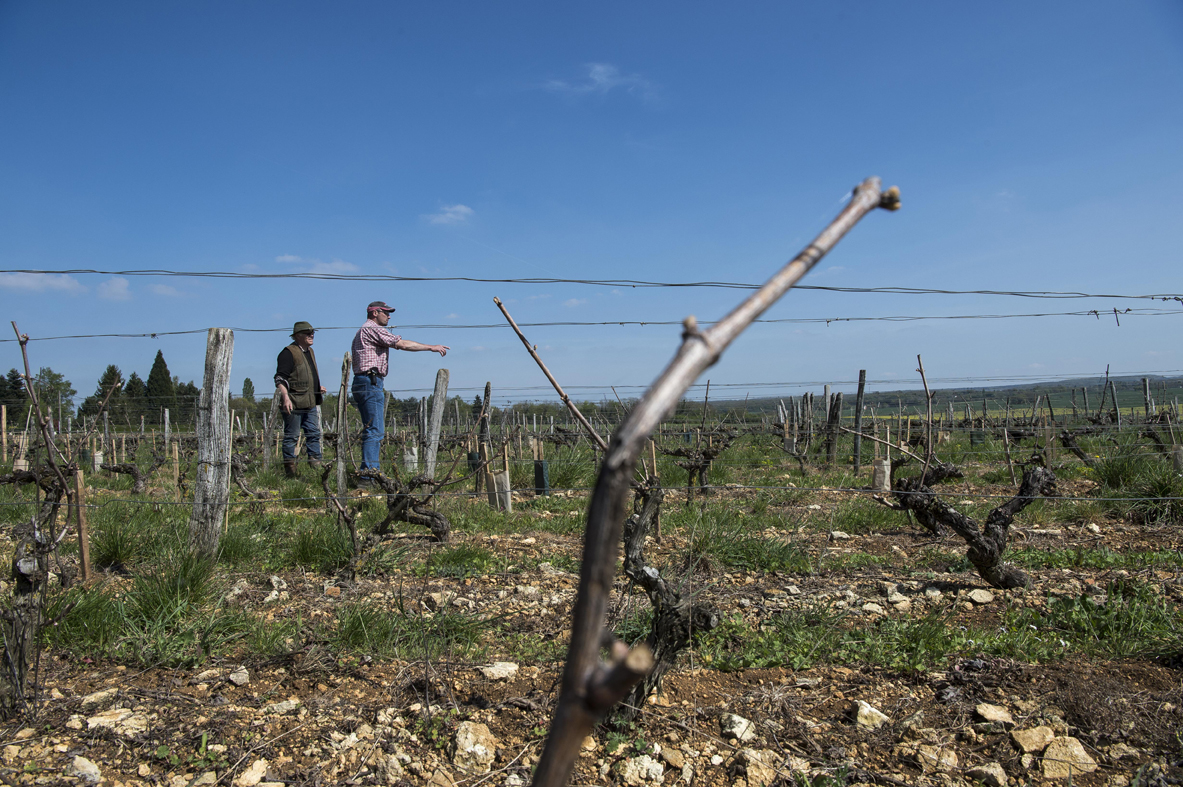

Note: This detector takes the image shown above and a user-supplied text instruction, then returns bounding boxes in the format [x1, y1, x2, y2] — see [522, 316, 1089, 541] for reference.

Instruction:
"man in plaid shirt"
[351, 300, 449, 475]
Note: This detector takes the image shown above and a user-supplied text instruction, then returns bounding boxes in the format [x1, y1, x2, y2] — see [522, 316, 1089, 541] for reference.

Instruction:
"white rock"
[965, 762, 1007, 787]
[967, 589, 995, 605]
[828, 530, 853, 540]
[229, 668, 250, 686]
[80, 687, 118, 708]
[478, 662, 519, 680]
[86, 707, 148, 737]
[70, 756, 102, 784]
[855, 701, 890, 729]
[269, 575, 287, 590]
[975, 703, 1015, 726]
[1012, 725, 1055, 753]
[620, 754, 664, 785]
[262, 699, 299, 714]
[452, 721, 498, 774]
[1042, 736, 1097, 779]
[721, 713, 757, 742]
[739, 749, 779, 787]
[709, 754, 724, 766]
[233, 758, 269, 787]
[861, 602, 886, 615]
[194, 669, 220, 682]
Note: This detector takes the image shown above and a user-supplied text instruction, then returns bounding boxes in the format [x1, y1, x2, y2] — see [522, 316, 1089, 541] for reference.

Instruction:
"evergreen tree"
[471, 395, 483, 419]
[78, 365, 123, 419]
[241, 378, 255, 403]
[145, 350, 175, 412]
[123, 372, 146, 399]
[2, 369, 25, 408]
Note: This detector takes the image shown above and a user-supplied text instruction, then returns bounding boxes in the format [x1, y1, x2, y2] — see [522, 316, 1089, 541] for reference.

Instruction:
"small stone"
[1012, 726, 1055, 753]
[785, 585, 801, 595]
[269, 575, 287, 590]
[721, 713, 757, 742]
[50, 687, 65, 699]
[262, 699, 299, 714]
[13, 728, 34, 740]
[192, 773, 218, 786]
[478, 662, 519, 680]
[924, 587, 942, 600]
[521, 537, 536, 545]
[828, 530, 853, 540]
[855, 701, 890, 729]
[967, 589, 995, 605]
[87, 707, 149, 737]
[324, 585, 341, 597]
[228, 668, 250, 686]
[80, 687, 118, 708]
[424, 591, 455, 611]
[915, 744, 958, 771]
[138, 763, 151, 777]
[66, 715, 84, 729]
[453, 721, 497, 775]
[710, 754, 724, 766]
[1085, 523, 1102, 535]
[1042, 736, 1097, 779]
[620, 754, 664, 785]
[660, 748, 684, 769]
[887, 591, 908, 604]
[233, 759, 269, 787]
[966, 762, 1007, 787]
[427, 767, 455, 787]
[194, 669, 220, 682]
[861, 602, 886, 615]
[70, 756, 102, 784]
[739, 749, 779, 787]
[581, 736, 597, 752]
[1105, 743, 1140, 761]
[975, 703, 1015, 727]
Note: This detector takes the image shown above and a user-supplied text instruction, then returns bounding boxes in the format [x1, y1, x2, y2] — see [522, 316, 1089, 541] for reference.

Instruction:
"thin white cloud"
[445, 313, 461, 320]
[150, 284, 180, 297]
[307, 258, 359, 275]
[527, 293, 552, 301]
[545, 63, 657, 102]
[275, 254, 302, 263]
[98, 277, 132, 301]
[424, 204, 474, 225]
[0, 272, 84, 292]
[564, 298, 587, 308]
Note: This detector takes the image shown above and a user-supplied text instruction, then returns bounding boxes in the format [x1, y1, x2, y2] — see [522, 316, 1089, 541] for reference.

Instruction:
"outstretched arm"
[395, 338, 449, 357]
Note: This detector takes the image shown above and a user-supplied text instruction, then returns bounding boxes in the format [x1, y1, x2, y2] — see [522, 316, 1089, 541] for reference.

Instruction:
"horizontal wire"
[4, 268, 1183, 301]
[3, 308, 1181, 344]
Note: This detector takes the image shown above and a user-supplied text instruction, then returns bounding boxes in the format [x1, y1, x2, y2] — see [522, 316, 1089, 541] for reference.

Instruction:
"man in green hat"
[274, 321, 328, 477]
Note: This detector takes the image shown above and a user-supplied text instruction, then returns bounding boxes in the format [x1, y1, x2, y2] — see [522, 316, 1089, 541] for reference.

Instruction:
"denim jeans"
[351, 374, 386, 471]
[282, 407, 322, 462]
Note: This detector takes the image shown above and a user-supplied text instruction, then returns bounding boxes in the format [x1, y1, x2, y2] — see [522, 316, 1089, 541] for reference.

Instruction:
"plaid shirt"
[351, 320, 402, 378]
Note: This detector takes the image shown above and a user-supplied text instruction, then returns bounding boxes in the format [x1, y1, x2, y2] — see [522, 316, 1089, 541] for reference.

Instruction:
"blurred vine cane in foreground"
[530, 177, 901, 787]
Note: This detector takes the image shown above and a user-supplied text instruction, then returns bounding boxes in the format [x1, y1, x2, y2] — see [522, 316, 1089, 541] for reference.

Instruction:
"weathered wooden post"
[1, 404, 6, 463]
[75, 469, 91, 582]
[336, 354, 350, 498]
[853, 370, 866, 473]
[424, 369, 449, 478]
[162, 408, 170, 451]
[187, 328, 234, 560]
[263, 390, 280, 472]
[1142, 377, 1152, 418]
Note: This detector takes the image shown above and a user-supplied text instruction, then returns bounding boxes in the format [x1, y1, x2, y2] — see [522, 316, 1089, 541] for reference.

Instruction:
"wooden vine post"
[187, 328, 234, 561]
[336, 354, 351, 499]
[529, 178, 899, 787]
[424, 368, 450, 479]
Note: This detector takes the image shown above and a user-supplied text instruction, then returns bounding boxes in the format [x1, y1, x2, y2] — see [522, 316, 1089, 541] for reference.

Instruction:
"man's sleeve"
[275, 348, 294, 389]
[363, 325, 402, 349]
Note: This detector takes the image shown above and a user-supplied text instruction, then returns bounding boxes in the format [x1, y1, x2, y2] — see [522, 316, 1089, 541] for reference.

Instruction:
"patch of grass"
[428, 544, 496, 578]
[827, 498, 904, 534]
[357, 542, 411, 577]
[687, 526, 810, 574]
[286, 519, 353, 574]
[333, 602, 488, 660]
[1009, 547, 1183, 571]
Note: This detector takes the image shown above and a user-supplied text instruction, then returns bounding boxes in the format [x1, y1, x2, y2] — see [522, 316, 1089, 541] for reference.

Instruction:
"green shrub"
[287, 520, 353, 573]
[333, 603, 488, 660]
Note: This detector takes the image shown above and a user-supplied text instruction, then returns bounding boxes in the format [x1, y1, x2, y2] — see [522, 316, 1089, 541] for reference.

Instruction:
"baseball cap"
[367, 301, 395, 314]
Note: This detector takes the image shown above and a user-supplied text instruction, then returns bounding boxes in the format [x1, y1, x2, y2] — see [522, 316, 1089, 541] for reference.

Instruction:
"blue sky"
[2, 1, 1182, 406]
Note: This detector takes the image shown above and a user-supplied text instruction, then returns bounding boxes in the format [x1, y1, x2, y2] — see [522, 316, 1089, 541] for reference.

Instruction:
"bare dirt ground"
[3, 483, 1182, 787]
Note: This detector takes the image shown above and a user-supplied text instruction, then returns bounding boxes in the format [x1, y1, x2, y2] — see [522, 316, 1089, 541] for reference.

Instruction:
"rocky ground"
[2, 481, 1182, 787]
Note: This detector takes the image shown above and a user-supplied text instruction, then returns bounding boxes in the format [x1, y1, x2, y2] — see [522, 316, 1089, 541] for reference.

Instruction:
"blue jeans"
[351, 374, 386, 471]
[282, 408, 322, 462]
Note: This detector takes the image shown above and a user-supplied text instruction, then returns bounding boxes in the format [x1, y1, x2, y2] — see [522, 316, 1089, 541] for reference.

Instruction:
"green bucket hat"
[291, 321, 316, 336]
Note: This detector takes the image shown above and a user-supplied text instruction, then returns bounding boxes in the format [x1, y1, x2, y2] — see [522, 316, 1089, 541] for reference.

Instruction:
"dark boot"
[283, 460, 298, 478]
[309, 457, 323, 470]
